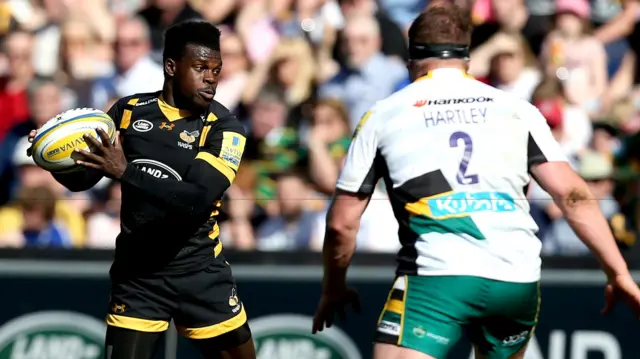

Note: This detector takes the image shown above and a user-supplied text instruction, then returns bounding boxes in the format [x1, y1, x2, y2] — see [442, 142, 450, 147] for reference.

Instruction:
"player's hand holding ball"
[28, 108, 126, 178]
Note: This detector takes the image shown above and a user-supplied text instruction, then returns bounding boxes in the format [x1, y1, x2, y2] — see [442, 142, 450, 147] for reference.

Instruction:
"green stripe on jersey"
[409, 214, 485, 240]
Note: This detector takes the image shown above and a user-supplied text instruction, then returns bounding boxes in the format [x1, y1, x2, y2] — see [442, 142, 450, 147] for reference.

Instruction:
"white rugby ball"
[31, 108, 116, 173]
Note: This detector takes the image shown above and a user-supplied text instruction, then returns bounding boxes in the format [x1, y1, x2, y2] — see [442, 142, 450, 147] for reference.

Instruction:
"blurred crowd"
[0, 0, 639, 255]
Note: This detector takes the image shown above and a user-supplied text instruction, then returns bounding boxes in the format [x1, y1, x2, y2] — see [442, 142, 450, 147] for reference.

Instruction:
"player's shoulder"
[205, 100, 246, 137]
[112, 91, 161, 109]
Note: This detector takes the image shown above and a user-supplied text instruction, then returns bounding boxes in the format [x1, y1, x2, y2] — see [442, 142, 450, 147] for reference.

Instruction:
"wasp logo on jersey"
[407, 191, 516, 220]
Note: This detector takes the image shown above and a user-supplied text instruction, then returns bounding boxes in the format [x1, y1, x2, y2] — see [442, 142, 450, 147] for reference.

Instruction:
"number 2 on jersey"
[449, 131, 478, 185]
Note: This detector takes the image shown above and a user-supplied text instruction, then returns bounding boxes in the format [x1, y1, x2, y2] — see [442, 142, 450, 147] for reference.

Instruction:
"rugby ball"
[31, 108, 116, 173]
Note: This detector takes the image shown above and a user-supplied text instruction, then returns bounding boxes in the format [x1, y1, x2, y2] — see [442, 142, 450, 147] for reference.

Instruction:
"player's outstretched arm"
[531, 162, 629, 279]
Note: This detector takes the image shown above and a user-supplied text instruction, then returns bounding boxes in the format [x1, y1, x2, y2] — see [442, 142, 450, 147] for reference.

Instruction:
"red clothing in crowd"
[0, 78, 29, 140]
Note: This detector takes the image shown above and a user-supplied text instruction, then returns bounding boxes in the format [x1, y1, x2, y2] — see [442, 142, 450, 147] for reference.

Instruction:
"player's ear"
[164, 58, 177, 78]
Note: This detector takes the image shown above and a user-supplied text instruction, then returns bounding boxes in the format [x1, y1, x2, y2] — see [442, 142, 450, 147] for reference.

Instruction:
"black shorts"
[106, 260, 247, 340]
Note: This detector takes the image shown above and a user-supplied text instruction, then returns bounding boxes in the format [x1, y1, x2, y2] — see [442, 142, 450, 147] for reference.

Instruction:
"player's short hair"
[408, 2, 472, 45]
[163, 20, 221, 62]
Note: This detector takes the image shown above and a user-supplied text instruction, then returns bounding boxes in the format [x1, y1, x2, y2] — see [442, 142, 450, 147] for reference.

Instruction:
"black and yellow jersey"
[106, 91, 246, 275]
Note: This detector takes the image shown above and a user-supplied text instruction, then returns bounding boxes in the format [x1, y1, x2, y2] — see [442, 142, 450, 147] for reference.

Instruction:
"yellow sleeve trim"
[195, 152, 236, 183]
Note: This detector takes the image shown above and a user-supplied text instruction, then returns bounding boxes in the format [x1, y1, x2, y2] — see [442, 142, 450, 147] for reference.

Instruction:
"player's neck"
[412, 59, 468, 81]
[161, 84, 193, 112]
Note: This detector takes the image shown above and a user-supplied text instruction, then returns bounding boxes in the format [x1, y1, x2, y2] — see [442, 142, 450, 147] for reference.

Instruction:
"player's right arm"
[525, 104, 629, 279]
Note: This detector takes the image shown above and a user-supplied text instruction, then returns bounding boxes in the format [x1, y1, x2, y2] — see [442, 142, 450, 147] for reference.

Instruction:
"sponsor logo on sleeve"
[220, 132, 245, 171]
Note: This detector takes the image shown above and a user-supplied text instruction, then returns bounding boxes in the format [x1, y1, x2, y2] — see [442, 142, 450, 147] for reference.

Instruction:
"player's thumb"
[114, 131, 122, 148]
[601, 285, 615, 315]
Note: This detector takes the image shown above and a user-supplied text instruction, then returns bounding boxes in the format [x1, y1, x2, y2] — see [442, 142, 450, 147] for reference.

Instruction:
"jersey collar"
[158, 95, 192, 122]
[414, 68, 473, 83]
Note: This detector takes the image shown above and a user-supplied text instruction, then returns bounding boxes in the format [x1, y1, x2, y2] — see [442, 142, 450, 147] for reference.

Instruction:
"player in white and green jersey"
[312, 3, 640, 359]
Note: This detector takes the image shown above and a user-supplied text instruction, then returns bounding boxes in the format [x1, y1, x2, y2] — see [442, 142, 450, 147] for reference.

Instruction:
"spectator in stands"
[86, 181, 121, 249]
[542, 151, 632, 255]
[0, 185, 72, 248]
[306, 99, 351, 195]
[56, 19, 115, 108]
[0, 80, 62, 205]
[254, 171, 320, 251]
[277, 0, 344, 49]
[591, 0, 639, 77]
[319, 14, 407, 128]
[470, 0, 552, 57]
[532, 75, 592, 156]
[138, 0, 202, 63]
[311, 181, 400, 252]
[540, 0, 608, 112]
[334, 0, 408, 62]
[215, 32, 250, 112]
[0, 31, 33, 141]
[93, 16, 163, 108]
[243, 38, 318, 118]
[470, 32, 541, 100]
[244, 86, 301, 211]
[0, 137, 86, 247]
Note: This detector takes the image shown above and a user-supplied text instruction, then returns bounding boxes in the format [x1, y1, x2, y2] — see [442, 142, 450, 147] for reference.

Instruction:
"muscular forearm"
[322, 220, 358, 292]
[556, 189, 629, 278]
[308, 144, 339, 195]
[119, 163, 228, 216]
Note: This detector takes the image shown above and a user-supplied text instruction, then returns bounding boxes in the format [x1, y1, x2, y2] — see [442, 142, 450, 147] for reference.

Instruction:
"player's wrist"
[119, 163, 136, 182]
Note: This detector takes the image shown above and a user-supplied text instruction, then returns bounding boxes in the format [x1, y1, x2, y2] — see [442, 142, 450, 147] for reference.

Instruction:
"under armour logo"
[159, 122, 175, 130]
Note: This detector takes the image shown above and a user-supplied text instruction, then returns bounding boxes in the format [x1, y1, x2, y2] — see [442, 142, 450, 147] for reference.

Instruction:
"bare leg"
[373, 343, 439, 359]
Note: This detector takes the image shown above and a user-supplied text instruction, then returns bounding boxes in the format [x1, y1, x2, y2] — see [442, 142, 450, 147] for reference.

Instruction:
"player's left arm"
[118, 116, 245, 216]
[323, 110, 381, 292]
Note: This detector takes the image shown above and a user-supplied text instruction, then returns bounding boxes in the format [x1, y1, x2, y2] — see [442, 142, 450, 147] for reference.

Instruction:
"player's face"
[175, 44, 222, 110]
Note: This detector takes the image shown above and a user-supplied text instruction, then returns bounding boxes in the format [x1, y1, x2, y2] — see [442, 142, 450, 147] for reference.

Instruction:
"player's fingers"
[74, 148, 103, 163]
[76, 160, 101, 170]
[83, 133, 104, 151]
[601, 286, 616, 315]
[96, 128, 112, 148]
[114, 131, 122, 149]
[325, 308, 334, 329]
[28, 130, 37, 142]
[312, 309, 326, 334]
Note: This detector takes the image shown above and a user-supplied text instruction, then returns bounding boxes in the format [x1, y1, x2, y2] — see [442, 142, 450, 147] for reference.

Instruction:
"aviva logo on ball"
[32, 108, 116, 173]
[0, 311, 106, 359]
[44, 130, 94, 161]
[251, 314, 362, 359]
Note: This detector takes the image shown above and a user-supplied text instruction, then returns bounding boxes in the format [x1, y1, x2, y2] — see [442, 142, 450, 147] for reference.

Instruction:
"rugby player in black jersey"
[27, 20, 256, 359]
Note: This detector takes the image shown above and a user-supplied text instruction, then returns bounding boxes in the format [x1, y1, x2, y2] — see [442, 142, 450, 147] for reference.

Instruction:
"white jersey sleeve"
[525, 104, 567, 168]
[336, 110, 381, 194]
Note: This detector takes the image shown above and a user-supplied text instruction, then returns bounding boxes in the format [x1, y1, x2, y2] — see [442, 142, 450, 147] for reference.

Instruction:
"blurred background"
[0, 0, 640, 358]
